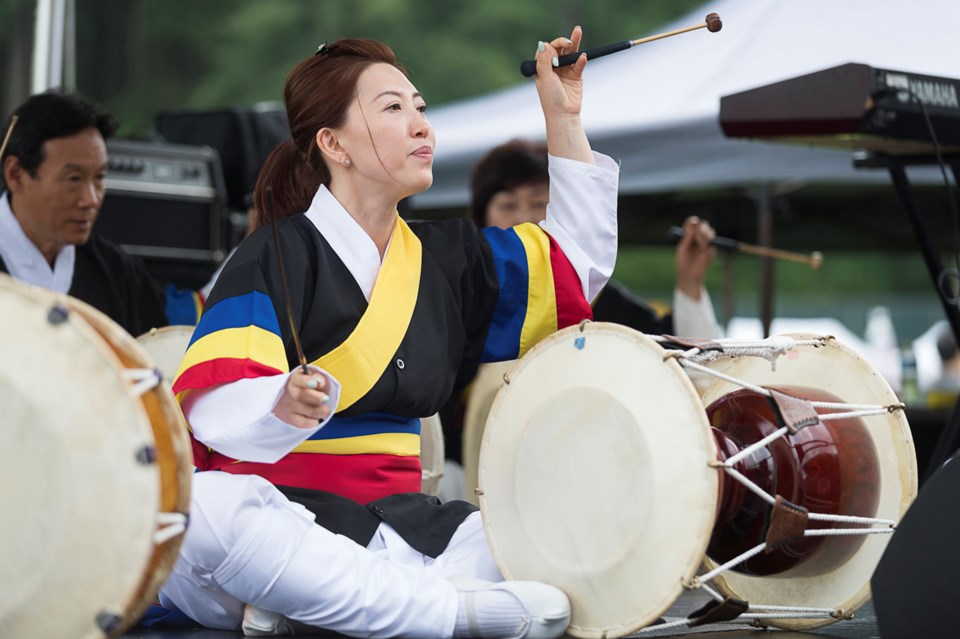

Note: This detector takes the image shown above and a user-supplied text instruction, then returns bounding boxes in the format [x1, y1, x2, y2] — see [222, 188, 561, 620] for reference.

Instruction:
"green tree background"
[0, 0, 951, 341]
[65, 0, 704, 134]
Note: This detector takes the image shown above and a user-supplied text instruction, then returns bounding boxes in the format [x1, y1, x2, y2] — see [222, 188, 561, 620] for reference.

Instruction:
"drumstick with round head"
[668, 226, 824, 270]
[0, 115, 19, 159]
[520, 14, 722, 77]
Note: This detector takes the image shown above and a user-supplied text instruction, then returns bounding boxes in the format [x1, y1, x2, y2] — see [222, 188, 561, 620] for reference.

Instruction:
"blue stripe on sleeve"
[188, 290, 281, 347]
[480, 227, 529, 362]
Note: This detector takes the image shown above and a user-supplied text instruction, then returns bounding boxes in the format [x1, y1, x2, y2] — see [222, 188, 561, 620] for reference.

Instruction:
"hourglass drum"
[476, 322, 915, 637]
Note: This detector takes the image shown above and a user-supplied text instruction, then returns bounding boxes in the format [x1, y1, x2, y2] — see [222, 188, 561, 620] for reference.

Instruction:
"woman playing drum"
[162, 30, 619, 638]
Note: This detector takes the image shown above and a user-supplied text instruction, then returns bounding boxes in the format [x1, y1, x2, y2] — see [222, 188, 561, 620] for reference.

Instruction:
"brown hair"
[252, 39, 406, 227]
[469, 139, 549, 227]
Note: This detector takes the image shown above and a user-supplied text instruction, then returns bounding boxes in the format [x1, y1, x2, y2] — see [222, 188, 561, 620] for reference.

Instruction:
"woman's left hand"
[533, 25, 587, 121]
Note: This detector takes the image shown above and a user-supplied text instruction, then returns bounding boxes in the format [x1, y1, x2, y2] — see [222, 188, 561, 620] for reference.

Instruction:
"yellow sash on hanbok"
[311, 217, 421, 411]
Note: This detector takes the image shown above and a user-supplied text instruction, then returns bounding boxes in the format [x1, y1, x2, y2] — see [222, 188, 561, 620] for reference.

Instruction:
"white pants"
[160, 472, 502, 638]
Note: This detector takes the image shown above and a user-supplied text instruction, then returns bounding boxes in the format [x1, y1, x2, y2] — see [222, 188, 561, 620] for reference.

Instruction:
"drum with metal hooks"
[136, 325, 195, 385]
[0, 275, 192, 638]
[477, 322, 915, 637]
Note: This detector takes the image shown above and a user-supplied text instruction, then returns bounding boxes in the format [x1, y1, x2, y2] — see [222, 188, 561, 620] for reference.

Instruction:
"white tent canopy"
[414, 0, 960, 209]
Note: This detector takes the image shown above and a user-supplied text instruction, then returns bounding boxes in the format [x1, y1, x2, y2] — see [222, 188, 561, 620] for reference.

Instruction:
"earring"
[344, 158, 352, 167]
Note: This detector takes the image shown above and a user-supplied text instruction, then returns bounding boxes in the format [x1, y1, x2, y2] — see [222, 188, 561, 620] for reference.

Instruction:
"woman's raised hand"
[533, 26, 586, 121]
[533, 26, 593, 164]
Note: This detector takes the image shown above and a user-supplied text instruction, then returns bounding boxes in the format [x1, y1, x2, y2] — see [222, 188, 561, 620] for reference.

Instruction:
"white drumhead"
[136, 325, 194, 384]
[420, 413, 445, 496]
[479, 323, 718, 638]
[0, 275, 160, 638]
[462, 360, 514, 506]
[700, 334, 917, 630]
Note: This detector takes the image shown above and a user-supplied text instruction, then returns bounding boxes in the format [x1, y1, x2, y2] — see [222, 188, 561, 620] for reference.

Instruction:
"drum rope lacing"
[653, 334, 818, 370]
[121, 367, 190, 546]
[633, 334, 901, 633]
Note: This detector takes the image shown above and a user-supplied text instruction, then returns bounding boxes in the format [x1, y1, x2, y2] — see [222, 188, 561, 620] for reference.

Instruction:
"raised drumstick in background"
[0, 115, 19, 158]
[668, 226, 824, 270]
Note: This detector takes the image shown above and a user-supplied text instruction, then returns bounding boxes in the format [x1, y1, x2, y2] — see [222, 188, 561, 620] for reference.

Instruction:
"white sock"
[453, 588, 527, 639]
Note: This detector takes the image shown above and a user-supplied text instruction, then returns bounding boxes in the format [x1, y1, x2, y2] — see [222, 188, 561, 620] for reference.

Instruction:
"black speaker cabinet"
[98, 139, 229, 288]
[872, 456, 960, 638]
[156, 105, 290, 211]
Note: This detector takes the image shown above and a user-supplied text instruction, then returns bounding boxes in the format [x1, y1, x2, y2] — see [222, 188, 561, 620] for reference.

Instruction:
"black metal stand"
[855, 153, 960, 483]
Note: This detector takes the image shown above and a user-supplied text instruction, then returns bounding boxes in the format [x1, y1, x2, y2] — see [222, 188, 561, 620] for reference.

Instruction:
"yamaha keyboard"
[719, 63, 960, 155]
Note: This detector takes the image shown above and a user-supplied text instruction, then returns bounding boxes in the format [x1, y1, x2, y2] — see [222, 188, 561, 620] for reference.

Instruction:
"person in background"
[0, 91, 201, 335]
[162, 30, 617, 638]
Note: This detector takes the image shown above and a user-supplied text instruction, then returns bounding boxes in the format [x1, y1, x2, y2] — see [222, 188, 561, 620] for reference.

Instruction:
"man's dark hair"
[469, 139, 549, 227]
[1, 91, 117, 189]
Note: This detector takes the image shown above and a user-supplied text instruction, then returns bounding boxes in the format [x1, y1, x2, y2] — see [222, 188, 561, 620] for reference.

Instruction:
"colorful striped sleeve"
[480, 222, 592, 362]
[171, 287, 289, 395]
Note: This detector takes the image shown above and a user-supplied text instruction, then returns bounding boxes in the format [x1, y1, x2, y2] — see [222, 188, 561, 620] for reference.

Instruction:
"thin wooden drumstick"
[629, 17, 720, 47]
[735, 243, 824, 270]
[0, 115, 19, 159]
[668, 227, 824, 270]
[519, 13, 722, 77]
[267, 187, 310, 374]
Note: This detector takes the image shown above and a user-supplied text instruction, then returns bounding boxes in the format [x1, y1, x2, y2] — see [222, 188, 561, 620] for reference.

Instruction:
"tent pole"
[30, 0, 68, 93]
[755, 185, 775, 338]
[721, 250, 736, 329]
[63, 0, 76, 91]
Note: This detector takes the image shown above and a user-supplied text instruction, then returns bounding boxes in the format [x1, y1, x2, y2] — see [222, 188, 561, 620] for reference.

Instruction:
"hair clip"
[314, 41, 329, 56]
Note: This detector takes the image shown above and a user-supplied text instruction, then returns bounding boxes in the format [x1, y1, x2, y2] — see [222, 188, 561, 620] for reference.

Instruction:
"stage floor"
[119, 592, 882, 638]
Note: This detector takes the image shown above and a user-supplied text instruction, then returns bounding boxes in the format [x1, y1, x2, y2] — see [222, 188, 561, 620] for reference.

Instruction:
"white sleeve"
[672, 287, 722, 339]
[181, 365, 342, 463]
[538, 151, 619, 302]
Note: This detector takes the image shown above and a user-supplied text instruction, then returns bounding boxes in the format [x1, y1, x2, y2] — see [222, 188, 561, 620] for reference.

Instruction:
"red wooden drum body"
[708, 386, 881, 577]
